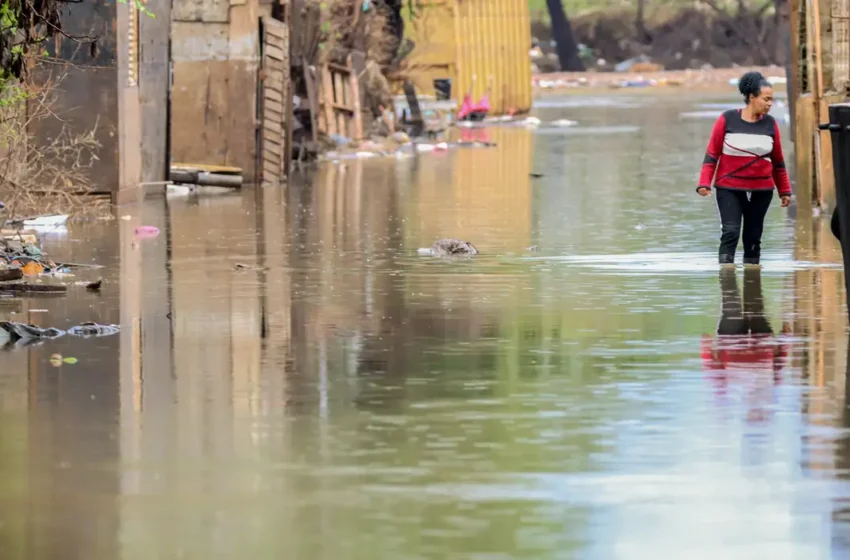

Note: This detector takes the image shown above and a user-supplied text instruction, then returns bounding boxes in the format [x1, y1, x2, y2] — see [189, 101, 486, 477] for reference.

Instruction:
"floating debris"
[67, 323, 120, 338]
[0, 282, 67, 295]
[134, 226, 161, 240]
[50, 353, 77, 366]
[0, 321, 120, 346]
[0, 269, 23, 282]
[1, 321, 64, 340]
[233, 263, 267, 271]
[417, 239, 479, 257]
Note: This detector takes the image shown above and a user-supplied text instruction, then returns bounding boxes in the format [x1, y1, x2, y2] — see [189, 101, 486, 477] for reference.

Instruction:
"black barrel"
[822, 104, 850, 321]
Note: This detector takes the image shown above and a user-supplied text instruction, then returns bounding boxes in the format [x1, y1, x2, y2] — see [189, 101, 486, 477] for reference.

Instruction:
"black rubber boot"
[719, 253, 735, 265]
[743, 257, 760, 266]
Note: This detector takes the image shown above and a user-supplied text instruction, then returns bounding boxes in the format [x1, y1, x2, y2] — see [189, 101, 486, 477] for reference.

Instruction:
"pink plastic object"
[134, 226, 161, 239]
[457, 94, 474, 120]
[473, 94, 491, 114]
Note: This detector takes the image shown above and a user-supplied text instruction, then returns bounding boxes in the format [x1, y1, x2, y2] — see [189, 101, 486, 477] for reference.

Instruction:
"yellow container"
[402, 0, 533, 115]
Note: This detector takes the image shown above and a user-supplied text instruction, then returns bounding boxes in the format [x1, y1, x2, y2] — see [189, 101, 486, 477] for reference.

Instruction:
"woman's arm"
[697, 114, 726, 192]
[771, 121, 793, 197]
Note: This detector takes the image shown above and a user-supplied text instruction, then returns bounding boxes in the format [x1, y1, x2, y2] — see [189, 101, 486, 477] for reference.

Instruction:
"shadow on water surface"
[0, 96, 850, 558]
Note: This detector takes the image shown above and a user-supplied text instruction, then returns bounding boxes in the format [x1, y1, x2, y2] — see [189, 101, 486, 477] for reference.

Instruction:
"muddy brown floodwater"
[0, 94, 848, 559]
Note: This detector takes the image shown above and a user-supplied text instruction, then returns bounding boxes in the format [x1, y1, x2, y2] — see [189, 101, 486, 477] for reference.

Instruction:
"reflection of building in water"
[0, 224, 122, 559]
[790, 212, 850, 554]
[406, 127, 533, 253]
[791, 211, 847, 422]
[831, 344, 850, 555]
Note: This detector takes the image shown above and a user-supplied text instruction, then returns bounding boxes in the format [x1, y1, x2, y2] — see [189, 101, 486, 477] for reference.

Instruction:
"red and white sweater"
[697, 109, 792, 196]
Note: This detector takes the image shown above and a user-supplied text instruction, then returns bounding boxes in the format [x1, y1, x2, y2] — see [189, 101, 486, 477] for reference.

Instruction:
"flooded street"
[2, 93, 850, 559]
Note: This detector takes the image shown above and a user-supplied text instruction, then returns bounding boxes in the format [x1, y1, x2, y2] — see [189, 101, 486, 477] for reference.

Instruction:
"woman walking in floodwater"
[697, 71, 793, 265]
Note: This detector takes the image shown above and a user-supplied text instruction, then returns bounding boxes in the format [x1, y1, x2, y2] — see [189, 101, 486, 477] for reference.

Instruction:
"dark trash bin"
[820, 103, 850, 321]
[434, 79, 452, 101]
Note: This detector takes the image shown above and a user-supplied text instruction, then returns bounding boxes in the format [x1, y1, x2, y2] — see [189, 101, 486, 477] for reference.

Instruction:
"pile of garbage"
[0, 214, 103, 296]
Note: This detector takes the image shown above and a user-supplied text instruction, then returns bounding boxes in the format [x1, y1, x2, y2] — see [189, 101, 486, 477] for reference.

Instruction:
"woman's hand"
[780, 195, 791, 207]
[697, 187, 710, 197]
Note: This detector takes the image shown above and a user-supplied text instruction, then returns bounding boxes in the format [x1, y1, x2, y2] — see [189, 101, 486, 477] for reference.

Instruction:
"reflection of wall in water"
[0, 222, 123, 559]
[406, 128, 532, 252]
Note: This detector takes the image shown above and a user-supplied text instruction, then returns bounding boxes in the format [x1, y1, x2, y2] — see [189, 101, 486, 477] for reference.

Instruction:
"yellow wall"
[404, 0, 532, 115]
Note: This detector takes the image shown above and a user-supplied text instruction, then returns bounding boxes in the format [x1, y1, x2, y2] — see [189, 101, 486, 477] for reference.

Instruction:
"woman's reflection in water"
[701, 267, 791, 424]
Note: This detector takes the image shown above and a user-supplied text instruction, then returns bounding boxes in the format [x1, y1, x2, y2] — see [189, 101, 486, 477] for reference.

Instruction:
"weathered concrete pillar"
[116, 2, 143, 204]
[140, 0, 173, 184]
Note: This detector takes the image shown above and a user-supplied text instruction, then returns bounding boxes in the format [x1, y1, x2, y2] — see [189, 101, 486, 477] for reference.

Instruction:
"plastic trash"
[551, 119, 578, 127]
[23, 214, 68, 227]
[67, 322, 120, 338]
[329, 134, 352, 147]
[0, 321, 65, 340]
[134, 226, 160, 239]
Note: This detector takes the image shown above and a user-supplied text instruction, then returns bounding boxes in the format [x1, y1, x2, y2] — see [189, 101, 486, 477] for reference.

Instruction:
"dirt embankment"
[533, 66, 789, 94]
[531, 7, 786, 74]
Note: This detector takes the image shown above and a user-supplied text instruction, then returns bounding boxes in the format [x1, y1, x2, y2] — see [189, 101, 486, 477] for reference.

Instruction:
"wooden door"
[259, 16, 291, 184]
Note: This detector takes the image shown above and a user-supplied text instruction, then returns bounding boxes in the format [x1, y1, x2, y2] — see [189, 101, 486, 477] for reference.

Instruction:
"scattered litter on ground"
[727, 76, 787, 87]
[0, 226, 105, 299]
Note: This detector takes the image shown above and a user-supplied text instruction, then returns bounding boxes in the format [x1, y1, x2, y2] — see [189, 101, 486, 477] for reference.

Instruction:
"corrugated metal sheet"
[404, 0, 532, 115]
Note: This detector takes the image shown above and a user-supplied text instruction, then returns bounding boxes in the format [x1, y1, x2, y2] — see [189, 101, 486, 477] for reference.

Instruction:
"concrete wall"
[170, 0, 274, 182]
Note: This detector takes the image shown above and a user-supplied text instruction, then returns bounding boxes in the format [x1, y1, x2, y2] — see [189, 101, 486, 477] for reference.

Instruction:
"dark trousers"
[717, 267, 773, 336]
[715, 187, 773, 264]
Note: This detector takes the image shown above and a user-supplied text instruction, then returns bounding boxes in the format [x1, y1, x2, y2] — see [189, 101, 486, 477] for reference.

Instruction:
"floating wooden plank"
[0, 283, 68, 295]
[0, 269, 24, 282]
[171, 162, 243, 175]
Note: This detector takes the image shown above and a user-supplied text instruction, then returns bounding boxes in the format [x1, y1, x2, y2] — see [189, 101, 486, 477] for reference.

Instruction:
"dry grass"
[0, 71, 108, 221]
